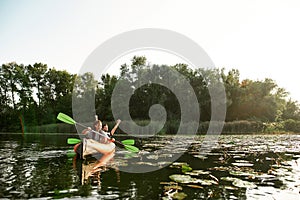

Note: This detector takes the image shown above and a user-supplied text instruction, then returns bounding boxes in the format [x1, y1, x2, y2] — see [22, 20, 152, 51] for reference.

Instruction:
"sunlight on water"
[0, 133, 299, 199]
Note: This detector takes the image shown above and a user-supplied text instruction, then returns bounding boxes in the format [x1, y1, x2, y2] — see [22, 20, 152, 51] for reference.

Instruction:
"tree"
[40, 68, 76, 124]
[28, 63, 48, 107]
[96, 74, 118, 121]
[0, 64, 11, 108]
[2, 62, 19, 109]
[73, 72, 98, 123]
[282, 99, 300, 120]
[16, 64, 34, 111]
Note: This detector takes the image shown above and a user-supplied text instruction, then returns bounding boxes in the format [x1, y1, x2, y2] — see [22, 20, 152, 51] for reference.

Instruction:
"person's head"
[102, 123, 109, 132]
[93, 115, 102, 131]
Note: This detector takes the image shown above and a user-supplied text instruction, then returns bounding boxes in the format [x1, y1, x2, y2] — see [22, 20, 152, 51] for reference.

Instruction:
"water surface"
[0, 133, 299, 199]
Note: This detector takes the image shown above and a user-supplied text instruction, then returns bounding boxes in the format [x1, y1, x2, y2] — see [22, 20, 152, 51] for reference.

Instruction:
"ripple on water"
[1, 134, 300, 199]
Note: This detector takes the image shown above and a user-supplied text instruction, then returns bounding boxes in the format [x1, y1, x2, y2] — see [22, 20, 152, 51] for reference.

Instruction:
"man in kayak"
[74, 116, 121, 164]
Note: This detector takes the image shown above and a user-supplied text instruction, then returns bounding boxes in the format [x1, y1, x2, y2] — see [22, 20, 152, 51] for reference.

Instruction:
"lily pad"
[169, 174, 197, 184]
[193, 155, 208, 160]
[146, 154, 159, 160]
[221, 177, 238, 182]
[170, 162, 189, 169]
[157, 162, 173, 167]
[160, 181, 177, 185]
[186, 185, 204, 189]
[224, 186, 238, 190]
[172, 192, 187, 200]
[232, 162, 254, 167]
[164, 185, 183, 191]
[232, 179, 257, 189]
[181, 164, 193, 173]
[135, 162, 157, 166]
[229, 170, 256, 178]
[185, 170, 210, 176]
[208, 166, 232, 171]
[198, 179, 218, 186]
[169, 174, 218, 185]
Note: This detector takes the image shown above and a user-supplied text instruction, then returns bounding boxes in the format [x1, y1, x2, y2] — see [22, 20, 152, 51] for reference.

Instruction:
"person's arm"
[82, 127, 92, 135]
[110, 119, 121, 136]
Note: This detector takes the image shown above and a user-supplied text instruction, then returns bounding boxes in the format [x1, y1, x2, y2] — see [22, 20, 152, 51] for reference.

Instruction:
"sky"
[1, 0, 300, 102]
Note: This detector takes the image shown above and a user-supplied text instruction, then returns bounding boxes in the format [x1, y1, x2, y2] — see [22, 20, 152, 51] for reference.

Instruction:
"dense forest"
[1, 56, 300, 133]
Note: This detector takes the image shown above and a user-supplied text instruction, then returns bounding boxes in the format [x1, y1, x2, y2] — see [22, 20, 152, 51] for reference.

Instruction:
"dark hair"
[102, 123, 108, 128]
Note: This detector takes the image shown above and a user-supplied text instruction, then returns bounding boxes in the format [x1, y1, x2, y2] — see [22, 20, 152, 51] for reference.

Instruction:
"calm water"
[0, 133, 299, 199]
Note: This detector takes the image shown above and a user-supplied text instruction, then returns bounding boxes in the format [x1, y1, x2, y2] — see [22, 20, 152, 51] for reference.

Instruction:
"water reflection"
[0, 134, 299, 199]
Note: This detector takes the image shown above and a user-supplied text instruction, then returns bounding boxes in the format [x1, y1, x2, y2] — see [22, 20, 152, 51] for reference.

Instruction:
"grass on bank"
[19, 119, 300, 134]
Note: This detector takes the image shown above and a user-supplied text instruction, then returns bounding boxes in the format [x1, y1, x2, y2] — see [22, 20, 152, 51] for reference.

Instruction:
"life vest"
[85, 130, 111, 143]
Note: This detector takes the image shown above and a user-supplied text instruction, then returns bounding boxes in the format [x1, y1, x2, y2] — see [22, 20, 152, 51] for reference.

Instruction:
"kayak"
[73, 138, 115, 159]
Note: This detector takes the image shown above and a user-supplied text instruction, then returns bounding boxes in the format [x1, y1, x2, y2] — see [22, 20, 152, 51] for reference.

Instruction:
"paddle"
[66, 150, 77, 158]
[57, 113, 139, 153]
[120, 139, 135, 145]
[67, 138, 81, 144]
[67, 138, 135, 145]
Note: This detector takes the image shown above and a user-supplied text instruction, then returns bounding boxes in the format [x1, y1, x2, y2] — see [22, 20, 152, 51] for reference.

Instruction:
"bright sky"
[1, 0, 300, 102]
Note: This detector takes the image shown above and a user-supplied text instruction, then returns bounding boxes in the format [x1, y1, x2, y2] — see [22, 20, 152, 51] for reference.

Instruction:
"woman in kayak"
[102, 119, 121, 137]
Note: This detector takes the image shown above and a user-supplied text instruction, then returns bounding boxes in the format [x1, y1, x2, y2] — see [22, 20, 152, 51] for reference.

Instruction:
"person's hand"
[116, 119, 121, 124]
[82, 127, 92, 134]
[109, 138, 115, 143]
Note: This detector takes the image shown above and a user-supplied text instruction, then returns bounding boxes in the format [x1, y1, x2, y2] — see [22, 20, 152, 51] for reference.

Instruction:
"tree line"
[1, 56, 300, 133]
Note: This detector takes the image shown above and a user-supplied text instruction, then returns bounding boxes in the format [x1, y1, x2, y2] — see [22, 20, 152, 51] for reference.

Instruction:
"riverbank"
[8, 119, 300, 135]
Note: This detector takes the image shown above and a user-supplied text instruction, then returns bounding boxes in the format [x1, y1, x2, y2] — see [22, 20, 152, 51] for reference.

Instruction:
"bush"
[20, 119, 300, 134]
[262, 122, 284, 133]
[222, 120, 264, 134]
[26, 123, 76, 133]
[282, 119, 300, 133]
[111, 120, 166, 135]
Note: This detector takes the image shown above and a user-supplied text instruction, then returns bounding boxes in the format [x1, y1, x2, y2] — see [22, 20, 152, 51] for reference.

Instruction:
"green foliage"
[222, 120, 264, 134]
[95, 74, 118, 121]
[26, 123, 76, 133]
[281, 99, 300, 120]
[181, 164, 193, 173]
[262, 122, 284, 133]
[0, 62, 75, 132]
[282, 119, 300, 133]
[1, 57, 300, 134]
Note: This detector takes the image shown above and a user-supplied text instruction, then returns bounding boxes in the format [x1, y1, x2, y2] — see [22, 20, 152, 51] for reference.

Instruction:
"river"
[0, 133, 299, 199]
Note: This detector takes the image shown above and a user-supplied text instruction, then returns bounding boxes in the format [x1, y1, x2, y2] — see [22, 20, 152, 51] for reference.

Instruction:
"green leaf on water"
[169, 174, 196, 184]
[193, 155, 208, 160]
[170, 162, 189, 168]
[229, 170, 256, 177]
[163, 185, 182, 191]
[169, 174, 218, 185]
[181, 164, 192, 173]
[221, 177, 257, 189]
[224, 186, 238, 190]
[172, 192, 187, 200]
[198, 179, 218, 186]
[232, 162, 254, 167]
[232, 178, 257, 189]
[221, 177, 238, 182]
[185, 170, 210, 176]
[187, 185, 203, 189]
